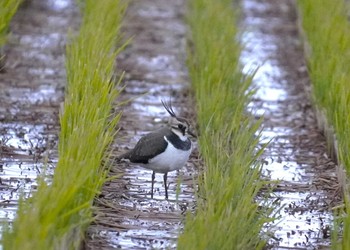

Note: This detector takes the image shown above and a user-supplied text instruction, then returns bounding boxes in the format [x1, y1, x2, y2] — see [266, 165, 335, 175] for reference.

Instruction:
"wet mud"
[0, 0, 343, 249]
[241, 0, 341, 248]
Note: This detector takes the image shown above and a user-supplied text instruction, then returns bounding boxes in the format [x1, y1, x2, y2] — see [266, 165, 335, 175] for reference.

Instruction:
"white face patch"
[171, 127, 188, 141]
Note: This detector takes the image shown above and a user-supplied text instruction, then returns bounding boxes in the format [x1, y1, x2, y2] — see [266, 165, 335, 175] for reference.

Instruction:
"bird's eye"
[178, 124, 185, 130]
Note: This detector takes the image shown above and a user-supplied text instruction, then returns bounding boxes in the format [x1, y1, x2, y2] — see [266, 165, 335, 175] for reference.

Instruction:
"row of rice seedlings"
[177, 0, 273, 248]
[2, 0, 126, 249]
[297, 1, 350, 249]
[0, 0, 20, 47]
[0, 0, 21, 67]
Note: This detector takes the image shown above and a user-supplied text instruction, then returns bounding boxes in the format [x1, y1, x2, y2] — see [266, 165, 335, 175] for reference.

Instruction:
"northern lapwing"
[118, 100, 195, 199]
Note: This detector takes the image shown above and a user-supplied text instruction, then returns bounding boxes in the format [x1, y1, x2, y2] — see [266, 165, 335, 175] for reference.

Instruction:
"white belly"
[146, 141, 192, 173]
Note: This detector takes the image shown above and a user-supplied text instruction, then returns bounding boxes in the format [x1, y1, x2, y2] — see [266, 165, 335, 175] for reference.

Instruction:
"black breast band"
[166, 133, 191, 150]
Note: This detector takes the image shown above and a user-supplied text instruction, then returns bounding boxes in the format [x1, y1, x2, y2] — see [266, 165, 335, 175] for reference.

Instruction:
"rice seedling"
[1, 0, 126, 249]
[0, 0, 21, 68]
[177, 0, 273, 248]
[297, 1, 350, 248]
[0, 0, 21, 47]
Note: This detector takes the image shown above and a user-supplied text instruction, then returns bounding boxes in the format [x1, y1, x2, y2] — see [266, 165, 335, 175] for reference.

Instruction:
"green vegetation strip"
[2, 0, 125, 249]
[297, 1, 350, 248]
[178, 0, 272, 249]
[0, 0, 21, 48]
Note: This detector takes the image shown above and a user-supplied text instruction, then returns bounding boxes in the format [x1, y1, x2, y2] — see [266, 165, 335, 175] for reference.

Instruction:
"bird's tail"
[115, 151, 130, 163]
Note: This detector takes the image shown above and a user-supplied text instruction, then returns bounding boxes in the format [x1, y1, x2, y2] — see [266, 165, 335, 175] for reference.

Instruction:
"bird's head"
[162, 100, 196, 139]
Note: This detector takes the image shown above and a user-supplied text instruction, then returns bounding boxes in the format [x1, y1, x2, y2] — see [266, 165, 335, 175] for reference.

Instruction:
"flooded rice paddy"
[242, 0, 340, 248]
[0, 0, 77, 229]
[0, 0, 342, 249]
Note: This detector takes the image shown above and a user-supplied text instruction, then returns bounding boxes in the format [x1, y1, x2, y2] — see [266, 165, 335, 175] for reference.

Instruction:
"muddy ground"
[0, 0, 342, 249]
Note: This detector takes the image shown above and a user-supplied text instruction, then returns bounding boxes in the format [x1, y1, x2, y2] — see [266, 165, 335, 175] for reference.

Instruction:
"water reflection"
[47, 0, 72, 11]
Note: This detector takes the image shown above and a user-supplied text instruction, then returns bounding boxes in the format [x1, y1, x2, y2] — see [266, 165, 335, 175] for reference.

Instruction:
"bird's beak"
[188, 129, 197, 138]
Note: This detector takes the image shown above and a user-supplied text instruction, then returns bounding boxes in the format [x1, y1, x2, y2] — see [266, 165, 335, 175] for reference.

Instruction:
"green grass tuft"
[2, 0, 126, 249]
[178, 0, 273, 249]
[0, 0, 21, 47]
[297, 1, 350, 249]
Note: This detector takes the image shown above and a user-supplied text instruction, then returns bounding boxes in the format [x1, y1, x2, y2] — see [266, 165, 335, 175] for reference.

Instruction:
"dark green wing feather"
[120, 128, 171, 164]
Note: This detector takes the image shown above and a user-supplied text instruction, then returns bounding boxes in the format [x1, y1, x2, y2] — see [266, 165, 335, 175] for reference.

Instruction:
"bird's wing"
[127, 128, 170, 163]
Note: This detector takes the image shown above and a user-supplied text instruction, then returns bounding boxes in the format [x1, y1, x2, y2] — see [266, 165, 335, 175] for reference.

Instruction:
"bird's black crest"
[161, 99, 177, 118]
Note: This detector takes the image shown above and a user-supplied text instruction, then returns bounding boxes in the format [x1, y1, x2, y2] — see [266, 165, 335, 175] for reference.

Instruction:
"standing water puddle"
[241, 0, 340, 248]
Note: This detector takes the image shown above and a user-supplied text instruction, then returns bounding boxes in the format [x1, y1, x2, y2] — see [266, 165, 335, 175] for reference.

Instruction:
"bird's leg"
[151, 171, 155, 199]
[163, 172, 168, 199]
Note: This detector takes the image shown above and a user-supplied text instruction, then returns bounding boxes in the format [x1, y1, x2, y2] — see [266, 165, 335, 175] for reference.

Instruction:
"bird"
[117, 100, 195, 199]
